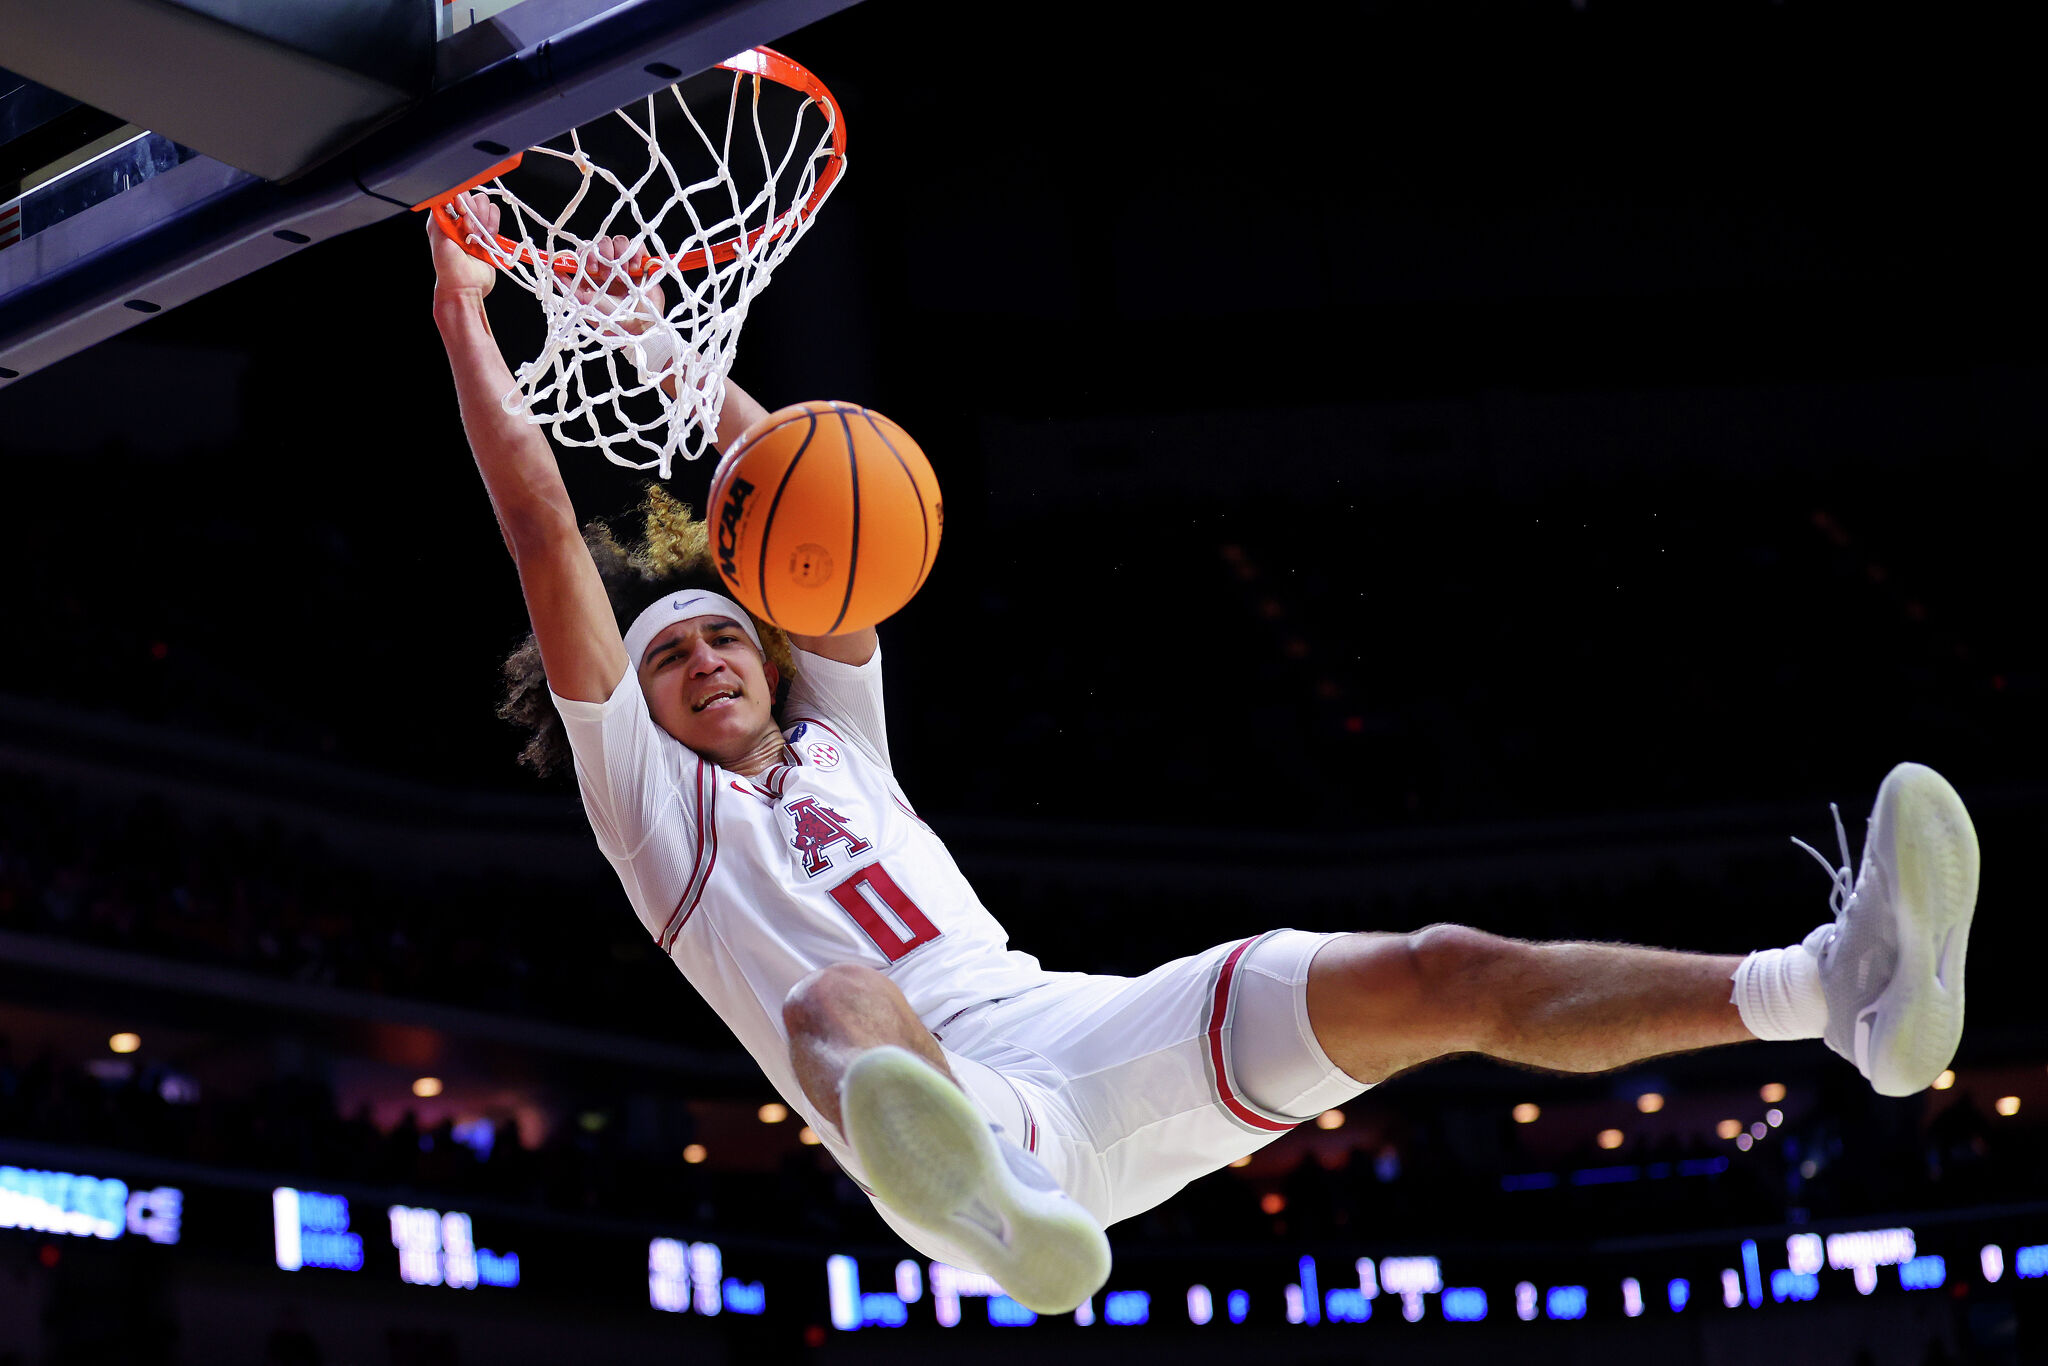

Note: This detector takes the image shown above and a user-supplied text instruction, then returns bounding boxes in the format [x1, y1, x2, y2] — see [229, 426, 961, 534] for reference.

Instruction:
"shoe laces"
[1791, 801, 1856, 919]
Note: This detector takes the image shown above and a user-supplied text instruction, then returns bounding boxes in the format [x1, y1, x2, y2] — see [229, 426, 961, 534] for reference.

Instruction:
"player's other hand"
[572, 234, 666, 337]
[429, 192, 500, 299]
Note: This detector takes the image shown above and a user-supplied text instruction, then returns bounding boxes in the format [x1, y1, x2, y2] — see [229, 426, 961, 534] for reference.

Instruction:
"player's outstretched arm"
[430, 196, 626, 704]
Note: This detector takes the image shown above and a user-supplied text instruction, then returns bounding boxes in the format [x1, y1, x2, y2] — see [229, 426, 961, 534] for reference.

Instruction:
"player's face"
[637, 616, 781, 759]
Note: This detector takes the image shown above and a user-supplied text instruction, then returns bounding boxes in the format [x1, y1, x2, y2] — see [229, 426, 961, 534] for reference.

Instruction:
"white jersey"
[550, 643, 1048, 1175]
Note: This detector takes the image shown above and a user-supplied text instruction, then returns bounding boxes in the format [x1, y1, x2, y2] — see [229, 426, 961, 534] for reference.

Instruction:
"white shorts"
[869, 928, 1364, 1264]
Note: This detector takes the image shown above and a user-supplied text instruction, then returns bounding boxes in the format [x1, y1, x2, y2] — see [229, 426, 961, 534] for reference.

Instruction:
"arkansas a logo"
[787, 796, 872, 877]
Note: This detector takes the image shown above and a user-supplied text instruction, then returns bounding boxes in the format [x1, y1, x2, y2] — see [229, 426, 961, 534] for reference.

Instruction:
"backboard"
[0, 0, 860, 387]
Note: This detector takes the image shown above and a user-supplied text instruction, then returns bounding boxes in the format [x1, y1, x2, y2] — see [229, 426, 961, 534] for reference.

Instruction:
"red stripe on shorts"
[1207, 937, 1296, 1133]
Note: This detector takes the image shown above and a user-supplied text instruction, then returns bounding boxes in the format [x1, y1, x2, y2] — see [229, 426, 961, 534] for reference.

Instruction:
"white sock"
[1730, 941, 1829, 1041]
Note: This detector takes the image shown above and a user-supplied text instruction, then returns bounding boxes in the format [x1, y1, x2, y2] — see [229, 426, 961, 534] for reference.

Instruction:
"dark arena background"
[2, 2, 2044, 1363]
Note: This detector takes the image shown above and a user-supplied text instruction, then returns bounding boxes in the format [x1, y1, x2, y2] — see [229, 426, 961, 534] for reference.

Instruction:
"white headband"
[623, 589, 765, 667]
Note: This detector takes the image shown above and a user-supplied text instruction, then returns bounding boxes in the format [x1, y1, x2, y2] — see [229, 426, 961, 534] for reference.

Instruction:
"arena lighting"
[1787, 1233, 1824, 1275]
[1716, 1119, 1742, 1140]
[273, 1188, 363, 1271]
[1996, 1095, 2021, 1116]
[682, 1144, 707, 1164]
[1826, 1227, 1917, 1296]
[1323, 1288, 1371, 1323]
[798, 1127, 822, 1145]
[1512, 1103, 1540, 1124]
[1735, 1133, 1753, 1151]
[824, 1256, 910, 1330]
[1295, 1256, 1321, 1325]
[411, 1077, 442, 1098]
[1933, 1070, 1956, 1090]
[1597, 1129, 1625, 1150]
[1899, 1256, 1947, 1291]
[1740, 1240, 1763, 1309]
[108, 1032, 140, 1054]
[1766, 1108, 1784, 1127]
[1636, 1092, 1664, 1114]
[1667, 1278, 1690, 1312]
[653, 1240, 693, 1314]
[1441, 1287, 1487, 1322]
[896, 1260, 922, 1302]
[1315, 1109, 1346, 1130]
[987, 1295, 1037, 1326]
[1229, 1156, 1252, 1168]
[1380, 1256, 1442, 1322]
[389, 1206, 519, 1289]
[1750, 1122, 1769, 1140]
[1545, 1285, 1588, 1320]
[1226, 1289, 1249, 1324]
[1, 1166, 181, 1244]
[1770, 1270, 1818, 1303]
[1514, 1282, 1538, 1321]
[1187, 1285, 1213, 1325]
[1982, 1245, 2006, 1283]
[929, 1260, 1002, 1327]
[1760, 1082, 1787, 1103]
[1260, 1193, 1286, 1214]
[1104, 1290, 1150, 1325]
[1621, 1277, 1643, 1317]
[758, 1103, 789, 1124]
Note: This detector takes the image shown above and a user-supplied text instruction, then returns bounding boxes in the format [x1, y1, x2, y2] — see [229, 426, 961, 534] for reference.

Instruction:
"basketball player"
[429, 199, 1982, 1313]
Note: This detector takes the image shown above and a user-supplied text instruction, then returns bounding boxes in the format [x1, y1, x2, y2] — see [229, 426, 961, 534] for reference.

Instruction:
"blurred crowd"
[2, 1014, 2042, 1250]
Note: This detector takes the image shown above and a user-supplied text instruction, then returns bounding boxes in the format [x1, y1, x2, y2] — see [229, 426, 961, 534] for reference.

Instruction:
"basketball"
[706, 400, 944, 636]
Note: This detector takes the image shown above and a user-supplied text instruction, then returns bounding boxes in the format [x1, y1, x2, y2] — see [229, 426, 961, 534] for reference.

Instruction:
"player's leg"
[1304, 929, 1750, 1083]
[782, 961, 957, 1129]
[782, 963, 1111, 1313]
[1304, 762, 1980, 1095]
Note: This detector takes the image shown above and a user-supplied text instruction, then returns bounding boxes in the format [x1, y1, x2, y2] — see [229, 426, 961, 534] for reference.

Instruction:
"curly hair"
[498, 484, 799, 777]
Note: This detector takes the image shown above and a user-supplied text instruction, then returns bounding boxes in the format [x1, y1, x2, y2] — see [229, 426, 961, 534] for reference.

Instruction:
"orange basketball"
[705, 400, 943, 636]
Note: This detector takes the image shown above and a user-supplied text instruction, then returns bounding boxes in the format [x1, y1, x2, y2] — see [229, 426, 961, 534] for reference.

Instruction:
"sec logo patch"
[804, 741, 841, 771]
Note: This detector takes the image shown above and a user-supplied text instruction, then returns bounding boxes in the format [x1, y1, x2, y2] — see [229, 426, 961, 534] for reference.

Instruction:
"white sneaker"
[840, 1045, 1110, 1314]
[1795, 762, 1981, 1097]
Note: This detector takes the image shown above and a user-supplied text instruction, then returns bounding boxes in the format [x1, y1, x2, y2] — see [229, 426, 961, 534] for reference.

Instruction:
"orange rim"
[419, 46, 846, 279]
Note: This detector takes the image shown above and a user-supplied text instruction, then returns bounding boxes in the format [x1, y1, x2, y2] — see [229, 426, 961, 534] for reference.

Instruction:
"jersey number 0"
[827, 864, 941, 962]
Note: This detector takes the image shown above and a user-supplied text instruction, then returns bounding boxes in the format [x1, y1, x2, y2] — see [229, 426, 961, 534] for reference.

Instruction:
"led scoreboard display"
[12, 1143, 2048, 1343]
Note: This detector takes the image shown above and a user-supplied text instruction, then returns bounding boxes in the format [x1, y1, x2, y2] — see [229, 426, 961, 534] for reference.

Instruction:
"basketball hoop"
[417, 47, 847, 477]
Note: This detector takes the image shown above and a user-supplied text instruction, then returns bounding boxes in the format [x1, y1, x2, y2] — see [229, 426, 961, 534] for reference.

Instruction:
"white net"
[446, 52, 844, 477]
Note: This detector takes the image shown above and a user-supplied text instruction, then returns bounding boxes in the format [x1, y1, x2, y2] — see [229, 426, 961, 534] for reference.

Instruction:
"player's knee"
[781, 962, 892, 1037]
[1406, 922, 1521, 1050]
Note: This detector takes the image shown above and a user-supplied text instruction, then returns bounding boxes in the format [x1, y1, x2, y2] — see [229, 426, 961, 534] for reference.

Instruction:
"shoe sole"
[842, 1046, 1110, 1315]
[1866, 763, 1981, 1096]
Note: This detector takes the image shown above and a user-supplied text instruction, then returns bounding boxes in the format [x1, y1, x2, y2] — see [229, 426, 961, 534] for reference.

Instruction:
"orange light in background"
[1229, 1156, 1253, 1169]
[1636, 1092, 1664, 1114]
[1716, 1119, 1742, 1140]
[1760, 1082, 1787, 1103]
[1512, 1103, 1540, 1124]
[1315, 1109, 1345, 1131]
[758, 1102, 788, 1124]
[1596, 1129, 1625, 1150]
[412, 1077, 442, 1098]
[798, 1127, 822, 1146]
[1997, 1096, 2021, 1117]
[1259, 1193, 1286, 1215]
[1933, 1070, 1957, 1091]
[682, 1144, 707, 1164]
[108, 1033, 140, 1054]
